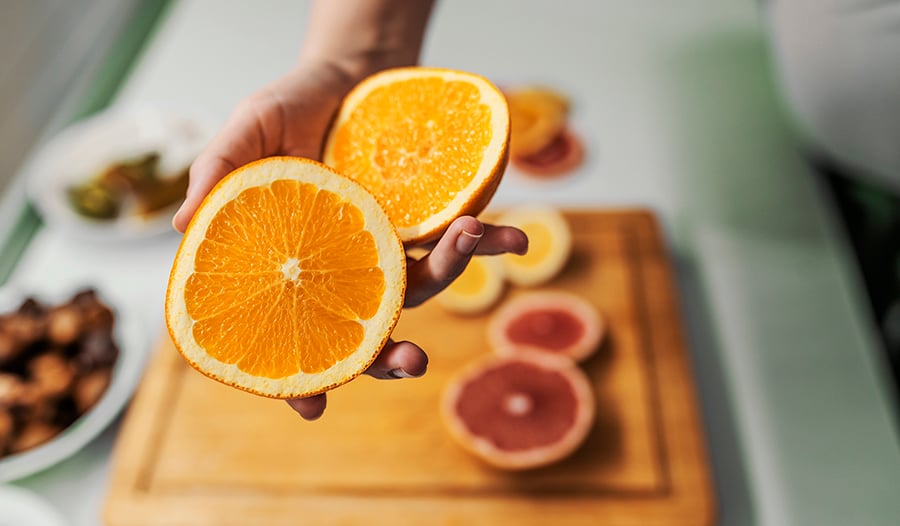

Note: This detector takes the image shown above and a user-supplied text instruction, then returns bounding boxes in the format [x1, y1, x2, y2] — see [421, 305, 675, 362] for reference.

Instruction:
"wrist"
[297, 0, 434, 83]
[299, 47, 418, 86]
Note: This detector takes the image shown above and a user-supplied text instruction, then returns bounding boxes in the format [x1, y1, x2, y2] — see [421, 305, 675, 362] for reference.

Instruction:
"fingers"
[405, 216, 484, 307]
[173, 91, 284, 232]
[405, 217, 528, 307]
[471, 223, 529, 256]
[285, 393, 327, 421]
[284, 340, 427, 421]
[365, 339, 428, 379]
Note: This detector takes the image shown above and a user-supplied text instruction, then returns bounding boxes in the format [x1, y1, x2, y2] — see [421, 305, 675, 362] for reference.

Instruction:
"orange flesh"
[329, 77, 493, 229]
[184, 180, 385, 378]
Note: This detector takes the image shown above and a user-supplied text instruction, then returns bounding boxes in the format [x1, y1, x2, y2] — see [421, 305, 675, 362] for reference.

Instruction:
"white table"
[6, 1, 900, 524]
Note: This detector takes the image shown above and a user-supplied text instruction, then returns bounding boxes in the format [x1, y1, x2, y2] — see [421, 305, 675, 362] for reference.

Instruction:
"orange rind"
[165, 157, 406, 399]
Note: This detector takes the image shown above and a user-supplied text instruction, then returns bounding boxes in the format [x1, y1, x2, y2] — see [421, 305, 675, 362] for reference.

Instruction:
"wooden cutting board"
[104, 209, 714, 525]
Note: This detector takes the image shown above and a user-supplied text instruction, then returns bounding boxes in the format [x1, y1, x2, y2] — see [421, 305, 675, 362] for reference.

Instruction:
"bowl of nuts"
[0, 286, 147, 481]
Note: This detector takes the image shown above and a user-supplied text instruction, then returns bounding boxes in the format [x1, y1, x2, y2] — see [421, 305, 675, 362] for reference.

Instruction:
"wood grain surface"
[104, 209, 715, 525]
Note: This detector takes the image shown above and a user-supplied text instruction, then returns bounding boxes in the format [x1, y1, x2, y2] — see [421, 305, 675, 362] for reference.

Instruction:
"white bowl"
[0, 285, 148, 482]
[23, 105, 215, 242]
[0, 484, 68, 526]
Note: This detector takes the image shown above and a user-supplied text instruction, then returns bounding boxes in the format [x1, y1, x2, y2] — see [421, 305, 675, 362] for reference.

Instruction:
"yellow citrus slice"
[323, 67, 510, 246]
[165, 157, 406, 398]
[498, 205, 572, 286]
[435, 256, 505, 315]
[506, 87, 570, 158]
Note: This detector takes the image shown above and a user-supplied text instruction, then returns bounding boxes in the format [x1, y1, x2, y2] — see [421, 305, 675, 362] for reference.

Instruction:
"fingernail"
[455, 229, 483, 254]
[388, 368, 418, 379]
[171, 207, 183, 230]
[516, 242, 529, 256]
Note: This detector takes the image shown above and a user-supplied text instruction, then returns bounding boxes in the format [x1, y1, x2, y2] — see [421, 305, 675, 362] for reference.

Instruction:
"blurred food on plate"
[67, 152, 189, 221]
[0, 289, 118, 458]
[23, 107, 213, 241]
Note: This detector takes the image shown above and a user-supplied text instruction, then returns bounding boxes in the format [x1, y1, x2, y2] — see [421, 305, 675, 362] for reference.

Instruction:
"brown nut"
[0, 409, 13, 452]
[17, 297, 46, 317]
[4, 313, 47, 347]
[75, 329, 118, 371]
[73, 367, 112, 413]
[0, 373, 27, 408]
[47, 306, 82, 345]
[0, 329, 23, 366]
[9, 421, 61, 454]
[28, 353, 76, 399]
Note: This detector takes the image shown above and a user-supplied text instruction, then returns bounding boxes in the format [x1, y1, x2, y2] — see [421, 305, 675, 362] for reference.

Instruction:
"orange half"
[323, 67, 510, 245]
[165, 157, 406, 398]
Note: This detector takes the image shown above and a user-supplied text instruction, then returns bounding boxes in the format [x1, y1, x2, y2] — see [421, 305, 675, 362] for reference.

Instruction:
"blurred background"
[0, 1, 898, 525]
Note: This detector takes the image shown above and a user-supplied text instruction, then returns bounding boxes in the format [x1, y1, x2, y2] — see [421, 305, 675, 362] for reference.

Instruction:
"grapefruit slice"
[442, 351, 595, 470]
[511, 128, 585, 178]
[498, 205, 572, 286]
[489, 290, 604, 362]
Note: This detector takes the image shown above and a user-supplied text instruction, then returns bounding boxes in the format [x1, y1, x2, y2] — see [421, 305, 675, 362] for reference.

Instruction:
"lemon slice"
[499, 206, 572, 286]
[436, 256, 505, 315]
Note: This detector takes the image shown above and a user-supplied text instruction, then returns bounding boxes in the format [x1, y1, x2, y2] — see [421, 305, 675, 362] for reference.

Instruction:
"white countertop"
[6, 1, 900, 524]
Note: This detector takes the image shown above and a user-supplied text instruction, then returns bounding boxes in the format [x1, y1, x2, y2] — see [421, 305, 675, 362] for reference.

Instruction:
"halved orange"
[165, 157, 406, 399]
[323, 67, 510, 245]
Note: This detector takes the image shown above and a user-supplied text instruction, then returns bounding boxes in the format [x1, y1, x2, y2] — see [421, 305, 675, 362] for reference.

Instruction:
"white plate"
[0, 485, 68, 526]
[0, 285, 148, 482]
[23, 105, 214, 242]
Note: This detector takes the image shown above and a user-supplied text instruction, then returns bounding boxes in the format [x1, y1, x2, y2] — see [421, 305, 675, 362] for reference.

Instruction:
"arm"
[299, 0, 435, 79]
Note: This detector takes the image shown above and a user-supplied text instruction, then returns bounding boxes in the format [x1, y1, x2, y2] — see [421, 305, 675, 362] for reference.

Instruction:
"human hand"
[174, 61, 527, 421]
[287, 216, 526, 420]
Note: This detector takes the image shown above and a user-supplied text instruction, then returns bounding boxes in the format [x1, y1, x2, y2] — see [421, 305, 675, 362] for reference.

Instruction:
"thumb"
[173, 93, 284, 232]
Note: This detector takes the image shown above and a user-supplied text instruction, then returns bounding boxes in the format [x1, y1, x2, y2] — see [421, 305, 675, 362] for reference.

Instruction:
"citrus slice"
[489, 291, 604, 362]
[511, 128, 585, 178]
[165, 157, 406, 399]
[435, 256, 505, 315]
[506, 87, 569, 158]
[442, 351, 595, 470]
[323, 67, 510, 246]
[498, 205, 572, 286]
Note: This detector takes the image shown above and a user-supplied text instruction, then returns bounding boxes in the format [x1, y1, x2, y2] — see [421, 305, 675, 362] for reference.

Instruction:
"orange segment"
[166, 157, 406, 399]
[324, 67, 510, 245]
